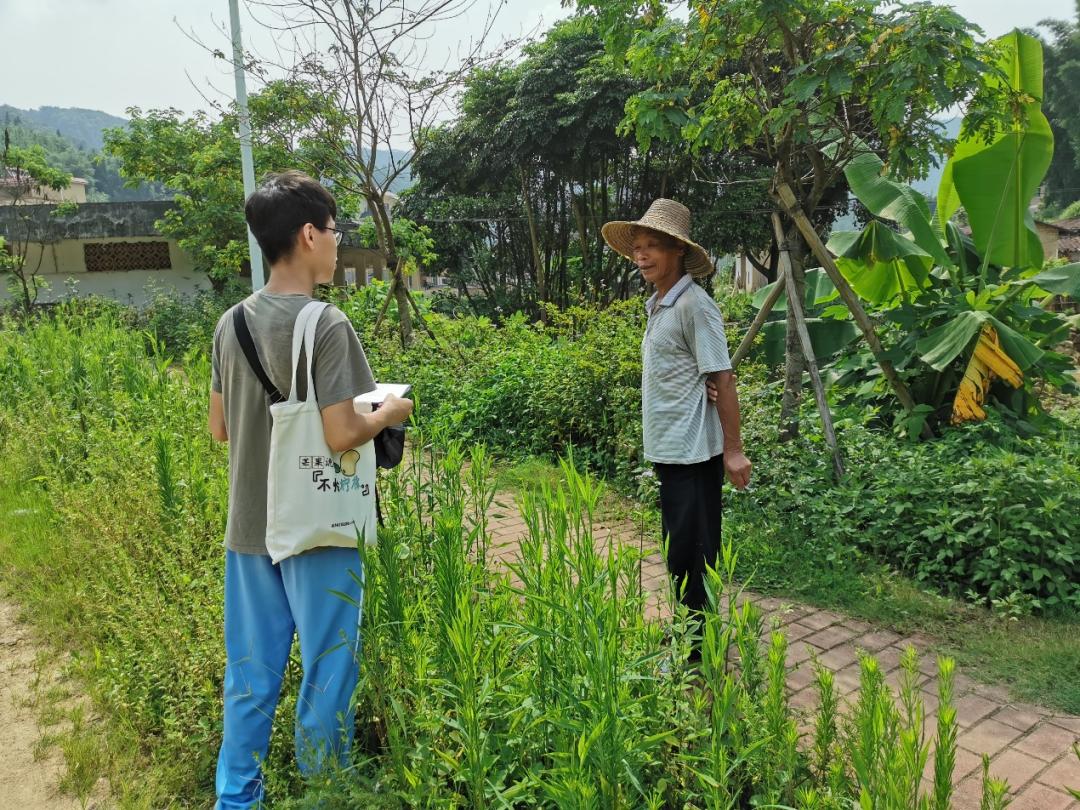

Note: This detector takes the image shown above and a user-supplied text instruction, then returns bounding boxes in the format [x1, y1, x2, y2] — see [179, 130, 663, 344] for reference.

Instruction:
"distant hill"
[1, 106, 170, 202]
[0, 105, 127, 152]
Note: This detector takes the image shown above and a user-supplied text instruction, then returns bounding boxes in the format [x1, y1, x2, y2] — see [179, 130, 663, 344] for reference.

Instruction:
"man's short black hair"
[245, 170, 338, 265]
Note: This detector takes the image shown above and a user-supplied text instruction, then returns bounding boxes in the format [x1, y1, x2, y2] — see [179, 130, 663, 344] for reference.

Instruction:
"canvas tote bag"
[265, 301, 377, 563]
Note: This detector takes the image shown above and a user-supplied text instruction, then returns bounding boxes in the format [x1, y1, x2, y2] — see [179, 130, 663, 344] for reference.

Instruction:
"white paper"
[353, 383, 411, 411]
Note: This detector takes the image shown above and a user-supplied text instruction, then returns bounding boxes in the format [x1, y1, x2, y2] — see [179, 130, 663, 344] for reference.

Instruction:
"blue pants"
[215, 547, 363, 810]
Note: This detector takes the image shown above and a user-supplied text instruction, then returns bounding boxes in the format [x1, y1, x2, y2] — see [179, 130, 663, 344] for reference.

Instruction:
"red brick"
[884, 665, 930, 694]
[872, 644, 905, 673]
[919, 653, 944, 679]
[804, 625, 859, 651]
[1014, 723, 1079, 762]
[786, 664, 816, 693]
[790, 687, 818, 710]
[973, 683, 1013, 704]
[923, 745, 983, 783]
[854, 629, 903, 651]
[800, 610, 842, 631]
[1047, 716, 1080, 734]
[817, 645, 858, 671]
[785, 644, 813, 668]
[752, 596, 784, 612]
[988, 749, 1046, 790]
[994, 706, 1049, 733]
[770, 607, 812, 626]
[781, 621, 817, 642]
[1037, 751, 1080, 793]
[1008, 783, 1075, 810]
[958, 719, 1023, 758]
[950, 773, 985, 810]
[954, 694, 1000, 728]
[834, 663, 862, 696]
[919, 689, 941, 716]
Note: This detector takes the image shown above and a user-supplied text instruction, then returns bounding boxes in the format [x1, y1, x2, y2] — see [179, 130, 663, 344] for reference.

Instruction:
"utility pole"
[228, 0, 264, 289]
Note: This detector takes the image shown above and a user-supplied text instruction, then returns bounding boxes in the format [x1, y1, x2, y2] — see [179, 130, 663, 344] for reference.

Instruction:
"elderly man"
[603, 199, 751, 659]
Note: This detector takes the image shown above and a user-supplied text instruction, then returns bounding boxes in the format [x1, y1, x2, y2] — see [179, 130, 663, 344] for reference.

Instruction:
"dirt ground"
[0, 597, 109, 809]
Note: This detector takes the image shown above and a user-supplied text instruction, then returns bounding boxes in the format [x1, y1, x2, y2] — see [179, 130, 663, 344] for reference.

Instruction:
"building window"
[84, 241, 172, 272]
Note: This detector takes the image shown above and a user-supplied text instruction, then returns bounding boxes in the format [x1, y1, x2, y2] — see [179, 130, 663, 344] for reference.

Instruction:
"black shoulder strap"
[231, 303, 286, 404]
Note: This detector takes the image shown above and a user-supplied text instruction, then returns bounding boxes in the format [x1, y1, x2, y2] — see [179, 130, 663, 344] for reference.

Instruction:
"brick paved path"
[483, 495, 1080, 810]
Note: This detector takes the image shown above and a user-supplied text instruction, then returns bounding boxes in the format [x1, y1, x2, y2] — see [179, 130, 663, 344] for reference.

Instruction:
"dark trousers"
[655, 454, 723, 614]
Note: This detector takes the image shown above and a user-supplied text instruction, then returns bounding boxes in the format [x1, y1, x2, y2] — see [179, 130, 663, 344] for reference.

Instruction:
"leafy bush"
[348, 290, 751, 491]
[138, 280, 248, 355]
[729, 408, 1080, 613]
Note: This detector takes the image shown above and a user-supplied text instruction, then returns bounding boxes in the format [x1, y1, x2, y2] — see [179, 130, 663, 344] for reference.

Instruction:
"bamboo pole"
[774, 183, 932, 439]
[732, 269, 786, 368]
[772, 213, 845, 479]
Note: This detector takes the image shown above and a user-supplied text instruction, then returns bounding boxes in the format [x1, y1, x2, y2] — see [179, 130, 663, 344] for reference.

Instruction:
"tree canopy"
[1039, 3, 1080, 214]
[406, 16, 775, 315]
[104, 80, 359, 290]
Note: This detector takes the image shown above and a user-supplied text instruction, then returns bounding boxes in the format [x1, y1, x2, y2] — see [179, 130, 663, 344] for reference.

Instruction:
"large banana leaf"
[751, 267, 838, 312]
[840, 146, 952, 267]
[936, 30, 1053, 268]
[828, 223, 933, 305]
[760, 318, 860, 367]
[917, 310, 1044, 371]
[1015, 262, 1080, 298]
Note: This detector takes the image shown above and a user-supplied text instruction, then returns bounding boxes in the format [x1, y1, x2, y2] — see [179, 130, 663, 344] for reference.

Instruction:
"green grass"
[724, 501, 1080, 714]
[1, 299, 1075, 807]
[488, 453, 1080, 714]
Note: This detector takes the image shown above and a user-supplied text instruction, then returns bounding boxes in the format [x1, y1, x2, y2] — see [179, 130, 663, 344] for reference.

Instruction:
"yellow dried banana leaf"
[951, 325, 1024, 425]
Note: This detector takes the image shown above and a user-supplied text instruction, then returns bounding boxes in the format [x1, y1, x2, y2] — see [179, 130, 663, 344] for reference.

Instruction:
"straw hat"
[601, 198, 714, 278]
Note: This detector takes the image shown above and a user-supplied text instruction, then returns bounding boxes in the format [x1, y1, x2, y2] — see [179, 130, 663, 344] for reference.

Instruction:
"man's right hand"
[378, 393, 414, 425]
[323, 392, 413, 452]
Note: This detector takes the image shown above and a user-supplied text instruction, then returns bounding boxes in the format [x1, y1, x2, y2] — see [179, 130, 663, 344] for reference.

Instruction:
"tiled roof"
[1059, 234, 1080, 255]
[1051, 217, 1080, 232]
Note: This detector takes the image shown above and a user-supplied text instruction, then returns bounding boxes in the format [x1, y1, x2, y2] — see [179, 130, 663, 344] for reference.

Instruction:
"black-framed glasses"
[318, 225, 348, 245]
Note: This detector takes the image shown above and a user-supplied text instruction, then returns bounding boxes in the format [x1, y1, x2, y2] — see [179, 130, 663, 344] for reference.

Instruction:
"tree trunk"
[774, 182, 932, 438]
[773, 213, 844, 478]
[520, 168, 546, 318]
[392, 261, 414, 347]
[779, 226, 808, 440]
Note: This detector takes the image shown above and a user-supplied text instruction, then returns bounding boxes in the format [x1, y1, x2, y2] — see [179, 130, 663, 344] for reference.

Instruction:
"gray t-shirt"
[211, 291, 376, 555]
[641, 274, 732, 464]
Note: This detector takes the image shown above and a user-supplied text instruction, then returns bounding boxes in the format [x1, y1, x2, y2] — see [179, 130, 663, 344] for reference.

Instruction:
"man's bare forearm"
[709, 370, 743, 453]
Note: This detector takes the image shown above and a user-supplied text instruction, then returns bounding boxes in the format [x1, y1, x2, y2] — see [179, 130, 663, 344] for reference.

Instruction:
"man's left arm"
[707, 370, 751, 490]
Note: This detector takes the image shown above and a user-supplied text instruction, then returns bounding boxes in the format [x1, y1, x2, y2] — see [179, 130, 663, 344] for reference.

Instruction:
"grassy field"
[0, 299, 1075, 807]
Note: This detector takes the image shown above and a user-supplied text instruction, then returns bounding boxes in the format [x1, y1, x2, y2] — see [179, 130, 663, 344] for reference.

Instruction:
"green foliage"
[1038, 7, 1080, 212]
[0, 104, 127, 152]
[347, 295, 660, 487]
[2, 106, 169, 202]
[937, 31, 1053, 269]
[0, 301, 227, 804]
[104, 80, 358, 290]
[574, 0, 988, 196]
[729, 403, 1080, 613]
[355, 216, 436, 267]
[0, 143, 74, 312]
[406, 15, 773, 315]
[800, 32, 1080, 430]
[0, 302, 1019, 807]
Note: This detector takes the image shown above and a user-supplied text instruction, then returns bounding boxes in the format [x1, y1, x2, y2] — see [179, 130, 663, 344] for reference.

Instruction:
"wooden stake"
[772, 213, 845, 479]
[732, 270, 786, 369]
[774, 183, 932, 439]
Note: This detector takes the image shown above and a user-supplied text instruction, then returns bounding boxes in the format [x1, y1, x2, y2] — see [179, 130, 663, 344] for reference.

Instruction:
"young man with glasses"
[208, 170, 412, 808]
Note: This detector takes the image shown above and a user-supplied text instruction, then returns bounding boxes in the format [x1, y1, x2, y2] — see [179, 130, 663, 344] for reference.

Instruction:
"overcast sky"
[0, 0, 1074, 119]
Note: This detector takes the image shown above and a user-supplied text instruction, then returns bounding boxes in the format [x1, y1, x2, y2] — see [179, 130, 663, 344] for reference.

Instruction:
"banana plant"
[815, 29, 1080, 431]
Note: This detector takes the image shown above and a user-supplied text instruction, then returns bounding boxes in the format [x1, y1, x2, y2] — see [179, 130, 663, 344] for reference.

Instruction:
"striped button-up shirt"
[642, 273, 732, 464]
